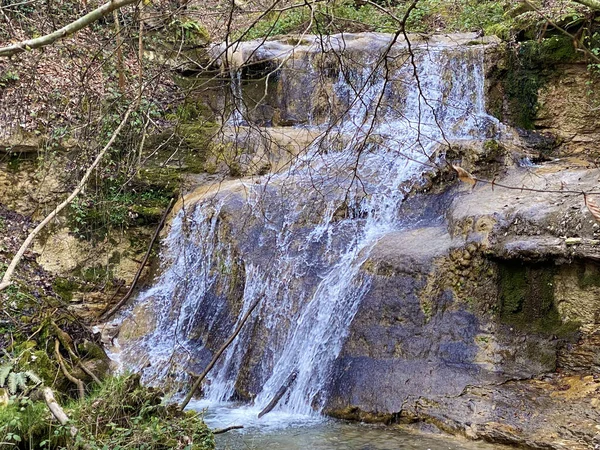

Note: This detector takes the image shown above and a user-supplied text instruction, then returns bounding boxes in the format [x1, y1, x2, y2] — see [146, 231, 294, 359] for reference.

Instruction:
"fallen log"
[42, 387, 78, 437]
[257, 370, 298, 419]
[179, 294, 265, 410]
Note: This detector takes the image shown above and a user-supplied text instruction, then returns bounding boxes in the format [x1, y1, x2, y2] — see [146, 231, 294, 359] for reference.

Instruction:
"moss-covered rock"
[497, 262, 579, 337]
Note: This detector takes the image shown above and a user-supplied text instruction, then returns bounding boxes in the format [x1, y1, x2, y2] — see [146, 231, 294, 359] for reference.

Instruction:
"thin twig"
[213, 425, 244, 434]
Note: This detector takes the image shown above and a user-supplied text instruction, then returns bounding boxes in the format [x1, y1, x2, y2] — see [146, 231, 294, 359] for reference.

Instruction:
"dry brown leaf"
[452, 165, 476, 187]
[585, 196, 600, 224]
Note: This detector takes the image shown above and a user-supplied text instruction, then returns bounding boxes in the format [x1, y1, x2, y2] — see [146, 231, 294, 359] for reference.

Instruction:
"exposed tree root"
[54, 339, 86, 400]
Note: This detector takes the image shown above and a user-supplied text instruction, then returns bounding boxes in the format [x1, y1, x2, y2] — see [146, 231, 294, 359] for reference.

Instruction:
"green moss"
[503, 51, 543, 129]
[486, 21, 514, 41]
[76, 264, 112, 284]
[19, 350, 57, 386]
[77, 341, 107, 361]
[537, 35, 578, 64]
[503, 36, 577, 129]
[498, 262, 578, 337]
[52, 277, 79, 301]
[130, 205, 165, 224]
[498, 264, 528, 315]
[483, 139, 502, 154]
[178, 122, 218, 153]
[169, 101, 214, 124]
[576, 261, 600, 288]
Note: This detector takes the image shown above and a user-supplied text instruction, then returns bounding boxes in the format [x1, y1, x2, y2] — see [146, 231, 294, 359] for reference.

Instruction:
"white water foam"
[120, 40, 501, 423]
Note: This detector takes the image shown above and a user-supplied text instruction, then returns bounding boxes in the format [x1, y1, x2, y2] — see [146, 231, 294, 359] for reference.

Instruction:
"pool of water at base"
[188, 401, 511, 450]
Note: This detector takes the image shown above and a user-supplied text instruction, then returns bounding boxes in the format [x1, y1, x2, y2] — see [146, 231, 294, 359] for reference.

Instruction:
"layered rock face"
[326, 162, 600, 449]
[117, 32, 600, 449]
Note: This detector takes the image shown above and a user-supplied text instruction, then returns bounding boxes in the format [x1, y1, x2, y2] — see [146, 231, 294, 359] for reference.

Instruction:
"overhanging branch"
[570, 0, 600, 11]
[0, 0, 138, 58]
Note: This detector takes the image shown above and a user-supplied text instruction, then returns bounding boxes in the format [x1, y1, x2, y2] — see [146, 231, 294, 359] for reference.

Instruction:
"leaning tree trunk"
[0, 108, 133, 292]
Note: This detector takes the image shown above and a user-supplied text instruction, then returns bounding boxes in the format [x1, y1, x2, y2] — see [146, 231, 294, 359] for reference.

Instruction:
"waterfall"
[119, 35, 500, 417]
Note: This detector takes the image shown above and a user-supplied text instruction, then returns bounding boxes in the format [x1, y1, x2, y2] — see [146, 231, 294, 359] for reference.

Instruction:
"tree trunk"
[113, 9, 125, 91]
[0, 108, 133, 292]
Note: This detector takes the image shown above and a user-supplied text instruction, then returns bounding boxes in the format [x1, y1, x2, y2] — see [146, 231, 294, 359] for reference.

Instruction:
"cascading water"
[118, 34, 501, 420]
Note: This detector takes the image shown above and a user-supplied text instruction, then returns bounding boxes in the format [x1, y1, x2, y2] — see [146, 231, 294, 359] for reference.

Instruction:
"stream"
[189, 401, 509, 450]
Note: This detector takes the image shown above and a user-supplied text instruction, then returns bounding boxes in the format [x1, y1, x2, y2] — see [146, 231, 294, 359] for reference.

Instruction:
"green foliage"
[0, 70, 19, 87]
[242, 8, 309, 40]
[586, 31, 600, 73]
[169, 17, 210, 46]
[0, 363, 13, 387]
[65, 375, 215, 450]
[240, 0, 508, 40]
[68, 184, 173, 240]
[240, 0, 398, 40]
[406, 0, 504, 33]
[0, 397, 49, 447]
[0, 375, 215, 450]
[64, 91, 181, 241]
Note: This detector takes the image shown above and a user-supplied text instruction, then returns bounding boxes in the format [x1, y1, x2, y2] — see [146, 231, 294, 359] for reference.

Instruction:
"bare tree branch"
[99, 197, 175, 321]
[179, 294, 264, 410]
[0, 107, 134, 292]
[0, 0, 139, 58]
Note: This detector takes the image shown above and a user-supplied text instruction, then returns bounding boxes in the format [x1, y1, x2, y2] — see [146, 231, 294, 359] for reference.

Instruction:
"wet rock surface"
[324, 158, 600, 449]
[112, 32, 600, 449]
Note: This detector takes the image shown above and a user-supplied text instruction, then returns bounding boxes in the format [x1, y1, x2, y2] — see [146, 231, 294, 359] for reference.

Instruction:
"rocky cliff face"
[325, 158, 600, 449]
[115, 32, 600, 449]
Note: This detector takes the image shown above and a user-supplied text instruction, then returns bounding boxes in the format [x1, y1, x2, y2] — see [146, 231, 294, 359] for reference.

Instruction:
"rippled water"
[190, 401, 509, 450]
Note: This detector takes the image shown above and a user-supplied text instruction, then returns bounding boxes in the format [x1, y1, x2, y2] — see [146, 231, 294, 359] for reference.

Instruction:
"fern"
[24, 371, 42, 386]
[16, 372, 28, 392]
[0, 364, 42, 394]
[7, 372, 17, 394]
[0, 363, 13, 387]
